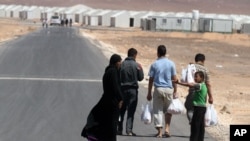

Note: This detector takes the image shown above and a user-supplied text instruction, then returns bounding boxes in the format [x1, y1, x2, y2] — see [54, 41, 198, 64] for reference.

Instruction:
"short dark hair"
[195, 53, 205, 62]
[157, 45, 167, 57]
[128, 48, 137, 57]
[195, 71, 205, 80]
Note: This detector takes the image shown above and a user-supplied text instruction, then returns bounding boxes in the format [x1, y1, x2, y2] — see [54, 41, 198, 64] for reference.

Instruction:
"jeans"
[118, 88, 138, 133]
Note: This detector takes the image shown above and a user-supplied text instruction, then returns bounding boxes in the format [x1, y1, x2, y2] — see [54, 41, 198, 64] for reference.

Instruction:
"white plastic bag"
[205, 104, 218, 126]
[181, 64, 196, 83]
[167, 98, 185, 114]
[181, 68, 187, 82]
[141, 102, 152, 125]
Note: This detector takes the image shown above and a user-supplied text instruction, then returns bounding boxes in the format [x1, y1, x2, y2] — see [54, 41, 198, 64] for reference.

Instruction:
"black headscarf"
[105, 54, 122, 72]
[109, 54, 122, 65]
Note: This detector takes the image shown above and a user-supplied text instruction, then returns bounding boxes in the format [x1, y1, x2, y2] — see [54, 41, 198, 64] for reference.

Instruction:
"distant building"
[199, 18, 233, 33]
[146, 16, 192, 32]
[97, 10, 117, 26]
[74, 9, 89, 23]
[241, 23, 250, 34]
[110, 11, 130, 28]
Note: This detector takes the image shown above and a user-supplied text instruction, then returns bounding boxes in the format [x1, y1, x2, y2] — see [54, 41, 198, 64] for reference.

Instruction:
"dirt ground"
[1, 18, 250, 141]
[0, 18, 37, 43]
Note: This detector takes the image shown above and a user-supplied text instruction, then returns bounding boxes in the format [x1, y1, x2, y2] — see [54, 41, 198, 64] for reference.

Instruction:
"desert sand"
[1, 18, 250, 141]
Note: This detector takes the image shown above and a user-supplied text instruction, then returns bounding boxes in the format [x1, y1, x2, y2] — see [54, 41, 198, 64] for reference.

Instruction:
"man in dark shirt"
[117, 48, 144, 136]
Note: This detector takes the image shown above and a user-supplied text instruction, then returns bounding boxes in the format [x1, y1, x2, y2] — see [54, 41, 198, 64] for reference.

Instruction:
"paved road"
[0, 26, 216, 141]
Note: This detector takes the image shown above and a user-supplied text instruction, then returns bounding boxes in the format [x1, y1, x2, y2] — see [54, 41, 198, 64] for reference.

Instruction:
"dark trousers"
[185, 89, 195, 123]
[118, 88, 138, 133]
[190, 106, 206, 141]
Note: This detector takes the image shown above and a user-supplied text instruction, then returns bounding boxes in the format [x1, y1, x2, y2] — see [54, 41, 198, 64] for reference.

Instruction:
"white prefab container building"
[110, 11, 130, 28]
[82, 9, 100, 25]
[0, 5, 7, 17]
[88, 15, 99, 26]
[74, 9, 89, 23]
[230, 15, 250, 30]
[129, 11, 147, 27]
[40, 7, 51, 20]
[10, 5, 23, 18]
[19, 6, 30, 20]
[68, 4, 91, 22]
[199, 18, 233, 33]
[140, 11, 157, 30]
[87, 10, 104, 26]
[64, 8, 78, 22]
[97, 10, 113, 26]
[4, 5, 16, 18]
[149, 16, 192, 31]
[241, 23, 250, 34]
[26, 6, 41, 19]
[54, 7, 67, 19]
[91, 10, 114, 26]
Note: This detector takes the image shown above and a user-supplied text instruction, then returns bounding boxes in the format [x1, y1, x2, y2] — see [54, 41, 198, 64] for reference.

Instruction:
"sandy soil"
[0, 18, 37, 43]
[1, 18, 250, 141]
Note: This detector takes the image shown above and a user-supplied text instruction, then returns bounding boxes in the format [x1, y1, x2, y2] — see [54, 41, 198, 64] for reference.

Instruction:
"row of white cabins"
[1, 4, 250, 34]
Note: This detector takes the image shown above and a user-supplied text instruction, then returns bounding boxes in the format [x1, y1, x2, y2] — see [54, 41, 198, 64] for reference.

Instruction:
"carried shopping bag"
[167, 98, 185, 114]
[141, 102, 152, 125]
[205, 104, 218, 126]
[181, 64, 196, 83]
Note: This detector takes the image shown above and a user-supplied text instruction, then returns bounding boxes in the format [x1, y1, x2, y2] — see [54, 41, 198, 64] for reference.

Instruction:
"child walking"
[175, 71, 207, 141]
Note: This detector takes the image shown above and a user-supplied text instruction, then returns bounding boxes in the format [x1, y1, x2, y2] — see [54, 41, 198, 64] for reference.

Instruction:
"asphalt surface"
[0, 26, 216, 141]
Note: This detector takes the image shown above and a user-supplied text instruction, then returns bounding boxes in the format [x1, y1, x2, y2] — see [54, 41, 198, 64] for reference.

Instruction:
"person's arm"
[147, 77, 154, 101]
[172, 75, 178, 98]
[205, 68, 213, 104]
[137, 63, 144, 81]
[175, 79, 196, 87]
[111, 69, 123, 108]
[205, 81, 213, 104]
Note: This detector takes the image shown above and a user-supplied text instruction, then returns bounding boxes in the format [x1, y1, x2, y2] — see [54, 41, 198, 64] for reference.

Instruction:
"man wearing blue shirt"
[147, 45, 178, 138]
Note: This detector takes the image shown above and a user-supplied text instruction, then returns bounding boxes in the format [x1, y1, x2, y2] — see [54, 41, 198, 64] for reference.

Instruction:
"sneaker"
[117, 131, 122, 135]
[127, 132, 136, 136]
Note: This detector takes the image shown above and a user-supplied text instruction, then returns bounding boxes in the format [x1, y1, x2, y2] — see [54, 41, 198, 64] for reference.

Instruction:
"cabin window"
[177, 19, 182, 24]
[162, 19, 167, 25]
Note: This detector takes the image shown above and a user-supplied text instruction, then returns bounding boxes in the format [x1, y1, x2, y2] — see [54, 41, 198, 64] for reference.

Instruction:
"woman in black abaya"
[81, 54, 123, 141]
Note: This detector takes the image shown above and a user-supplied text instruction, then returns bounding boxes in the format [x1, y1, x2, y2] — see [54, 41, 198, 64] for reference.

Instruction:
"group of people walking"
[81, 45, 214, 141]
[61, 18, 72, 27]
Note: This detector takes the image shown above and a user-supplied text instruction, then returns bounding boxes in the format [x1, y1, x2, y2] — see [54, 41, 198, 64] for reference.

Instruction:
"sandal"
[164, 132, 171, 137]
[155, 133, 162, 138]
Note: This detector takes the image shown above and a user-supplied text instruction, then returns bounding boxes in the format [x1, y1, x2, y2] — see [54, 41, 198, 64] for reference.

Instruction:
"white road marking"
[0, 77, 102, 82]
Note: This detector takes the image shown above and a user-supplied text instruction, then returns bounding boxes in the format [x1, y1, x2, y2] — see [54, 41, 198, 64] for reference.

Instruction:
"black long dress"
[81, 65, 122, 141]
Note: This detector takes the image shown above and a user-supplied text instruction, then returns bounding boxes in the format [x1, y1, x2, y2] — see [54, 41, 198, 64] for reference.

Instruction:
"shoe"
[117, 131, 122, 135]
[127, 132, 136, 136]
[164, 132, 171, 137]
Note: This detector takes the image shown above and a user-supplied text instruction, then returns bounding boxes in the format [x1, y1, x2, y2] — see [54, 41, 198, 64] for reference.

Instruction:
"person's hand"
[118, 101, 123, 109]
[173, 92, 178, 99]
[172, 79, 179, 83]
[147, 93, 152, 101]
[137, 63, 142, 70]
[208, 96, 213, 104]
